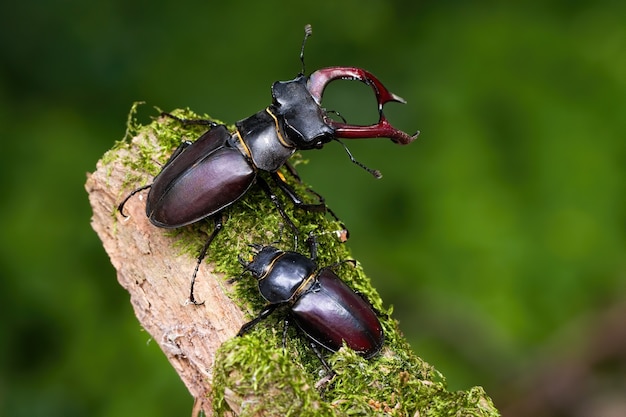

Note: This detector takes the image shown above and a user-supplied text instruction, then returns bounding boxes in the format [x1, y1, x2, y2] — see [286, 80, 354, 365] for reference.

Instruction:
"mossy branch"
[85, 104, 500, 417]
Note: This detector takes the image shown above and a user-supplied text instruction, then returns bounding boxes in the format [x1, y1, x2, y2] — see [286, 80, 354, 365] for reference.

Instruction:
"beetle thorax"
[271, 75, 334, 149]
[234, 110, 296, 172]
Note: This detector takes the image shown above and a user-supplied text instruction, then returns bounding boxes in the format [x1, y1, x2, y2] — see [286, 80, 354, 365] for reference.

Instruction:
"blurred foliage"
[1, 0, 624, 416]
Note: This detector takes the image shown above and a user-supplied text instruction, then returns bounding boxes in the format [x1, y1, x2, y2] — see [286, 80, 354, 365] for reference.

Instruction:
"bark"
[85, 108, 501, 417]
[86, 132, 245, 416]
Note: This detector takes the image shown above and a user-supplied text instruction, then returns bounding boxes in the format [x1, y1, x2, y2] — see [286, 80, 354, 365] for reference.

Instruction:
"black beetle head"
[244, 245, 283, 280]
[271, 75, 335, 149]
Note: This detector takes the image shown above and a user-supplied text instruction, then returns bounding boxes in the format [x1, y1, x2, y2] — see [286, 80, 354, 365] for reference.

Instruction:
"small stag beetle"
[237, 236, 384, 372]
[118, 25, 418, 304]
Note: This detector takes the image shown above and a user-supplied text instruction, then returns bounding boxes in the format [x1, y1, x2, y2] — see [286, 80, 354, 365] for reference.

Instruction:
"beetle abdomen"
[291, 269, 384, 358]
[148, 147, 255, 227]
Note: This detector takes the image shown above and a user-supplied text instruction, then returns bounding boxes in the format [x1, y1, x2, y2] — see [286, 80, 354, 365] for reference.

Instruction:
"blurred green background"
[1, 0, 624, 416]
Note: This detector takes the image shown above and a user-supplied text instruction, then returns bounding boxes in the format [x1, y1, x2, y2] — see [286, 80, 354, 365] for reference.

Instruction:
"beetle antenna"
[299, 24, 313, 75]
[334, 139, 383, 179]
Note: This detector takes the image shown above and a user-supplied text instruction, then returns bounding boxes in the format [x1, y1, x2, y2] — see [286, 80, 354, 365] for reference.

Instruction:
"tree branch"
[85, 105, 501, 416]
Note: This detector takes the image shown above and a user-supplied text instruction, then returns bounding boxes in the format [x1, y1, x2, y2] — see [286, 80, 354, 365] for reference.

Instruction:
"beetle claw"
[331, 118, 420, 145]
[307, 66, 419, 145]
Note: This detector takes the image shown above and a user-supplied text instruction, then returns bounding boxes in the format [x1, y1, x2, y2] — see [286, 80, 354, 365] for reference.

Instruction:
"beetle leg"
[188, 215, 223, 305]
[324, 259, 357, 271]
[237, 304, 281, 336]
[118, 138, 197, 218]
[282, 316, 291, 353]
[307, 67, 419, 145]
[277, 163, 331, 210]
[297, 186, 349, 241]
[270, 172, 326, 213]
[282, 160, 303, 182]
[270, 172, 349, 241]
[118, 184, 152, 217]
[256, 175, 300, 250]
[305, 233, 318, 261]
[308, 341, 335, 376]
[159, 139, 193, 170]
[160, 112, 219, 129]
[285, 312, 335, 377]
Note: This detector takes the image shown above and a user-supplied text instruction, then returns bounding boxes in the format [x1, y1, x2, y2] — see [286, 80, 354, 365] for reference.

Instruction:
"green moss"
[213, 336, 336, 417]
[114, 105, 500, 417]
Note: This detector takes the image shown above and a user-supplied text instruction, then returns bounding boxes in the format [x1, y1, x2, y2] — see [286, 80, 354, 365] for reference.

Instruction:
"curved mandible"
[307, 67, 419, 145]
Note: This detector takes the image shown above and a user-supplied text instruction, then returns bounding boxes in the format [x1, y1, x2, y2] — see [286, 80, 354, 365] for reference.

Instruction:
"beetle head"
[243, 245, 283, 280]
[271, 76, 335, 150]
